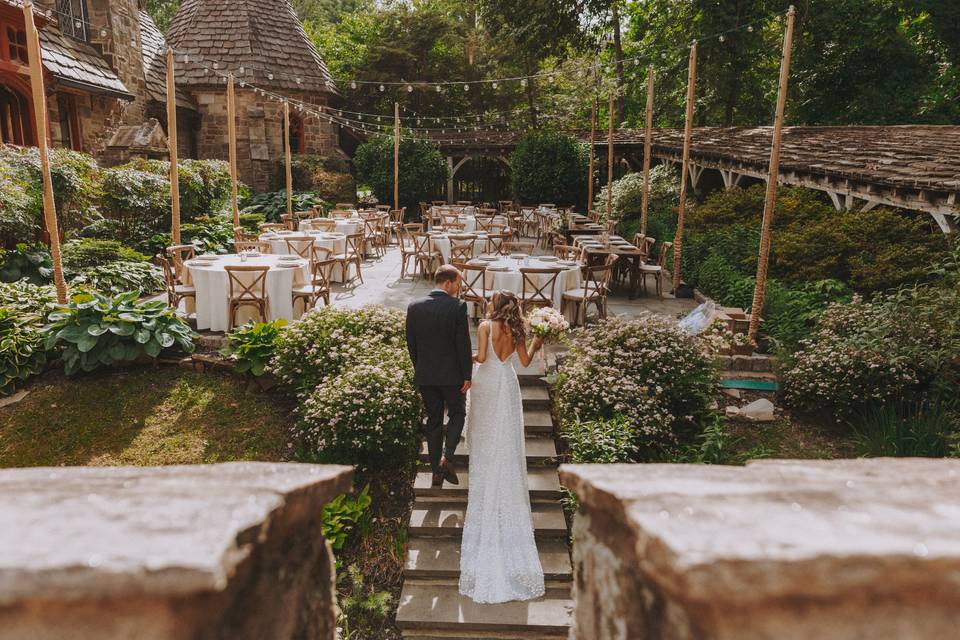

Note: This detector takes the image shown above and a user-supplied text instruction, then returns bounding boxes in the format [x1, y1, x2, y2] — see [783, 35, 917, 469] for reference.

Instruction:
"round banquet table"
[299, 218, 363, 236]
[465, 255, 582, 319]
[429, 232, 491, 263]
[260, 232, 348, 282]
[184, 254, 309, 332]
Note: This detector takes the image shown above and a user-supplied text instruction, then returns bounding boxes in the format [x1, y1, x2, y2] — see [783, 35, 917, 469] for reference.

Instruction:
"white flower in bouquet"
[527, 307, 569, 342]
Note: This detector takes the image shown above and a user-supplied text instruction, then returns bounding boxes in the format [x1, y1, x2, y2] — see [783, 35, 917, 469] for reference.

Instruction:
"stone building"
[1, 0, 341, 191]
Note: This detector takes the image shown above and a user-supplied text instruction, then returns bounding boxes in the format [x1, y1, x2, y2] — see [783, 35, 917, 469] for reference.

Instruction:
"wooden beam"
[607, 92, 614, 221]
[227, 73, 239, 226]
[640, 65, 654, 235]
[587, 98, 597, 214]
[23, 2, 66, 303]
[393, 101, 400, 210]
[672, 41, 697, 291]
[749, 6, 796, 343]
[283, 100, 292, 219]
[166, 48, 181, 244]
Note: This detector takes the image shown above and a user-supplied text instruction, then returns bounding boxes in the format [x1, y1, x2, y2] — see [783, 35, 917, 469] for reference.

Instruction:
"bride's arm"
[515, 335, 543, 368]
[474, 322, 489, 364]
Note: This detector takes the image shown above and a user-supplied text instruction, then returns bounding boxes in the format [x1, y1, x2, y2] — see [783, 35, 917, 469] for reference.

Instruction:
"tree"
[143, 0, 180, 32]
[509, 131, 588, 207]
[353, 136, 448, 213]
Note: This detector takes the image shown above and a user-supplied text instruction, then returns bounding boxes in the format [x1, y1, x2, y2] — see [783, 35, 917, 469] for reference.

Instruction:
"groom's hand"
[460, 381, 471, 395]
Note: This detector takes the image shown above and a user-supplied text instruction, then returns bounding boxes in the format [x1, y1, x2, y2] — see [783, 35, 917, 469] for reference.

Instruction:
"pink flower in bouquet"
[527, 307, 569, 342]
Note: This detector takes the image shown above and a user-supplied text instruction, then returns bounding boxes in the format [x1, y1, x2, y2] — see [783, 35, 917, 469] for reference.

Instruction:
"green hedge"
[354, 136, 447, 212]
[509, 130, 588, 207]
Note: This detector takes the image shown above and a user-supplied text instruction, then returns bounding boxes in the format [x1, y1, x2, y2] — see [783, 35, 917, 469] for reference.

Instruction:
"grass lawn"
[0, 367, 295, 467]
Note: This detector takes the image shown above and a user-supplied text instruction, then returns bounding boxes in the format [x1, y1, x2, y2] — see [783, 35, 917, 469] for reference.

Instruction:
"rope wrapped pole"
[672, 41, 698, 291]
[606, 92, 614, 222]
[749, 6, 797, 343]
[283, 100, 293, 219]
[640, 65, 655, 236]
[394, 101, 400, 210]
[166, 48, 181, 244]
[227, 73, 239, 226]
[587, 98, 597, 216]
[23, 2, 66, 303]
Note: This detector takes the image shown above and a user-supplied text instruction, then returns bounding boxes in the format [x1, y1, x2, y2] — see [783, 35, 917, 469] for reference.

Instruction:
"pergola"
[426, 125, 960, 232]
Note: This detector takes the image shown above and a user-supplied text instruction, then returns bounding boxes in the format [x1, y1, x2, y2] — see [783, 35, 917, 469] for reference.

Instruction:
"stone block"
[0, 462, 353, 640]
[731, 355, 752, 371]
[560, 459, 960, 640]
[750, 355, 773, 372]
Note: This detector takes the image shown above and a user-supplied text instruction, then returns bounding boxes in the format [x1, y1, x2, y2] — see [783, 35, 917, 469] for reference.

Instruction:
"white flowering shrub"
[782, 289, 960, 416]
[555, 314, 718, 454]
[270, 305, 407, 397]
[299, 360, 422, 467]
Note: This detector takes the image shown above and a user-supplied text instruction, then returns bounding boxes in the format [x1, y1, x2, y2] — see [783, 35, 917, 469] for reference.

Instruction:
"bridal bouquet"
[527, 307, 569, 343]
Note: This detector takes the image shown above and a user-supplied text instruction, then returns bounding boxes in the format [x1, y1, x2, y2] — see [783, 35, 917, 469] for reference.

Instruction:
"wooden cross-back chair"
[640, 241, 672, 298]
[224, 264, 270, 330]
[504, 241, 535, 255]
[398, 224, 422, 278]
[313, 218, 337, 232]
[563, 254, 618, 326]
[335, 232, 365, 284]
[233, 226, 254, 244]
[334, 202, 354, 210]
[157, 254, 195, 311]
[292, 247, 335, 314]
[280, 213, 295, 231]
[165, 244, 196, 284]
[260, 223, 285, 233]
[457, 262, 489, 322]
[473, 214, 494, 233]
[362, 216, 385, 258]
[284, 237, 315, 262]
[498, 200, 514, 213]
[486, 232, 511, 256]
[456, 200, 472, 207]
[235, 240, 272, 254]
[519, 267, 563, 311]
[387, 208, 405, 244]
[554, 244, 582, 261]
[448, 234, 478, 263]
[412, 232, 442, 281]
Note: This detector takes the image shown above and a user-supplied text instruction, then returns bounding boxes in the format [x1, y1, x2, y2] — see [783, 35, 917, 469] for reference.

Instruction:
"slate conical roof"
[166, 0, 337, 95]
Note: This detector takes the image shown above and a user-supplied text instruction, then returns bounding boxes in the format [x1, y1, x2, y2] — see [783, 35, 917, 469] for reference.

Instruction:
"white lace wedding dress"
[459, 326, 545, 604]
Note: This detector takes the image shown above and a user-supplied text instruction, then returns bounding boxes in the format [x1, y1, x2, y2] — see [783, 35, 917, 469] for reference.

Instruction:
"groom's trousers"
[419, 385, 466, 473]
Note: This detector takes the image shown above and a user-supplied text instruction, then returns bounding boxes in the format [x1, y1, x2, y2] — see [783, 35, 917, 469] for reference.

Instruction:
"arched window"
[0, 82, 34, 146]
[287, 112, 304, 154]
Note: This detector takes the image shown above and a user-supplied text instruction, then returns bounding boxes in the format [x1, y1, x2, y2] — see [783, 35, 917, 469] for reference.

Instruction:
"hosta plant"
[68, 261, 164, 297]
[0, 281, 56, 322]
[0, 308, 47, 395]
[221, 319, 287, 377]
[42, 291, 195, 375]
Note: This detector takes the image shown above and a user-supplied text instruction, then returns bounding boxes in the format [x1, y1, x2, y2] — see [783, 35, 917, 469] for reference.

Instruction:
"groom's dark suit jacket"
[405, 290, 473, 387]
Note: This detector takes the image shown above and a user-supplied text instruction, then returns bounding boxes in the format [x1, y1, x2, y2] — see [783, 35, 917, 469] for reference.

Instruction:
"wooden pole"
[587, 99, 597, 216]
[640, 65, 655, 236]
[393, 101, 400, 210]
[23, 2, 66, 303]
[166, 48, 181, 244]
[606, 92, 614, 223]
[283, 100, 293, 219]
[226, 73, 239, 226]
[749, 6, 796, 342]
[672, 41, 698, 291]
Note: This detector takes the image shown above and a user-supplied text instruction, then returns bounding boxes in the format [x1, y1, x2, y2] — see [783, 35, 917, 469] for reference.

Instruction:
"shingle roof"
[139, 11, 195, 110]
[39, 26, 131, 99]
[166, 0, 337, 95]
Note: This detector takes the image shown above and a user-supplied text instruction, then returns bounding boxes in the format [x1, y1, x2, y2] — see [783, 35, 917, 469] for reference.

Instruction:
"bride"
[459, 290, 546, 604]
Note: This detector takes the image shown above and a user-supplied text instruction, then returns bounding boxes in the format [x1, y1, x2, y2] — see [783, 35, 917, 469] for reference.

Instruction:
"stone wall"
[45, 90, 125, 157]
[560, 459, 960, 640]
[192, 87, 340, 192]
[0, 462, 353, 640]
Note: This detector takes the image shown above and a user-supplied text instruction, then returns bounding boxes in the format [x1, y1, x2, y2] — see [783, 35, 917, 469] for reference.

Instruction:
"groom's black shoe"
[440, 457, 460, 485]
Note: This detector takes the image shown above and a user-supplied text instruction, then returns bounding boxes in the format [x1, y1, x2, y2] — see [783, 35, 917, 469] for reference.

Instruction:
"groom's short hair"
[435, 264, 461, 284]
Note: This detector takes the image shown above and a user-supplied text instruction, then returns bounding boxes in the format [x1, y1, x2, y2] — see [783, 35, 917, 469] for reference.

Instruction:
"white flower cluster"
[556, 313, 718, 448]
[527, 307, 569, 342]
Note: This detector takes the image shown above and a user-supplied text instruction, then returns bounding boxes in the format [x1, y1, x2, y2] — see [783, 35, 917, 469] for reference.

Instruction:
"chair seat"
[174, 284, 196, 294]
[333, 253, 360, 261]
[562, 288, 603, 301]
[639, 265, 662, 273]
[293, 284, 327, 295]
[229, 296, 268, 304]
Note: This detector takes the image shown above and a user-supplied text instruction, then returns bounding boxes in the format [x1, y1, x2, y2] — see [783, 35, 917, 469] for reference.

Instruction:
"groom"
[405, 264, 473, 488]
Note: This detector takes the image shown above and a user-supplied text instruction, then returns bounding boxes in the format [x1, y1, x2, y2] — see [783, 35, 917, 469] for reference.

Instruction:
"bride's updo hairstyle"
[489, 290, 527, 345]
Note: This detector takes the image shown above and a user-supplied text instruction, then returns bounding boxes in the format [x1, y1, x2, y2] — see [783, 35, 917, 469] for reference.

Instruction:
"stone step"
[414, 466, 561, 500]
[523, 408, 554, 435]
[419, 437, 557, 465]
[403, 631, 568, 640]
[396, 583, 573, 636]
[405, 537, 572, 582]
[521, 385, 551, 409]
[408, 502, 567, 539]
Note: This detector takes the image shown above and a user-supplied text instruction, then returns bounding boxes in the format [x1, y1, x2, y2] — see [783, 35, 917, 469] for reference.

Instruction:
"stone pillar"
[447, 155, 455, 204]
[560, 459, 960, 640]
[0, 462, 353, 640]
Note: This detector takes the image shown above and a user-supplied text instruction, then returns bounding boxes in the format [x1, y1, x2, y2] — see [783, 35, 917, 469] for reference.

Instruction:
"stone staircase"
[396, 372, 574, 639]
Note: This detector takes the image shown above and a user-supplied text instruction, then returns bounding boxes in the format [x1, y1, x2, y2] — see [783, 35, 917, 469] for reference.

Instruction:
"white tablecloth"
[429, 233, 490, 263]
[260, 232, 349, 282]
[184, 254, 309, 332]
[465, 256, 581, 316]
[299, 218, 363, 236]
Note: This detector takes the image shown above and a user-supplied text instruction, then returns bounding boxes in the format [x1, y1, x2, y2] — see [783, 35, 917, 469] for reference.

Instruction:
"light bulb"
[464, 84, 469, 91]
[296, 77, 302, 84]
[718, 35, 725, 43]
[100, 29, 107, 37]
[747, 25, 754, 32]
[268, 73, 274, 80]
[407, 85, 413, 92]
[436, 85, 441, 92]
[350, 81, 357, 89]
[379, 84, 385, 91]
[239, 66, 244, 74]
[492, 82, 498, 89]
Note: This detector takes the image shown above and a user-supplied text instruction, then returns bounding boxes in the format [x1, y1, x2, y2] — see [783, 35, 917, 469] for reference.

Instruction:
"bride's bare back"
[475, 320, 539, 368]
